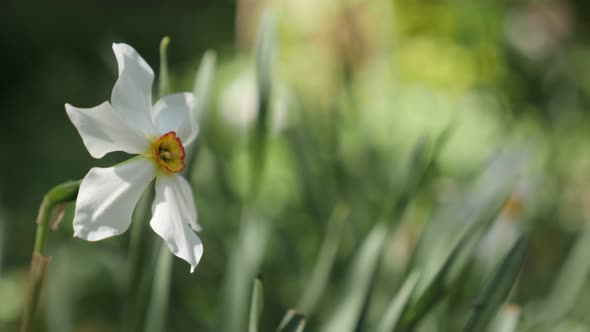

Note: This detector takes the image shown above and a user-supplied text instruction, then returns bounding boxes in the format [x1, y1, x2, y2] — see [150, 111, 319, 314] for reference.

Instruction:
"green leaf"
[144, 243, 173, 332]
[398, 151, 522, 330]
[250, 9, 276, 197]
[222, 216, 269, 332]
[540, 221, 590, 324]
[192, 50, 217, 119]
[320, 222, 388, 332]
[185, 50, 217, 177]
[0, 207, 4, 272]
[248, 277, 264, 332]
[255, 10, 275, 120]
[277, 310, 306, 332]
[462, 234, 528, 332]
[297, 204, 349, 315]
[398, 227, 467, 330]
[375, 271, 421, 332]
[489, 305, 520, 332]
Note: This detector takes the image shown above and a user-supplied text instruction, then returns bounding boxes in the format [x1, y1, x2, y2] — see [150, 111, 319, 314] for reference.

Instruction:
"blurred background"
[2, 0, 590, 331]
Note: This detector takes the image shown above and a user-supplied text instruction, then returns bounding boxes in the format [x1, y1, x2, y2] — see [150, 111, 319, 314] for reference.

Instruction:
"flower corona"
[153, 131, 186, 173]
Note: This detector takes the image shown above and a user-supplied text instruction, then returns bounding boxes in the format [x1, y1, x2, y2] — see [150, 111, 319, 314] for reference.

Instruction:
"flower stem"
[20, 180, 81, 332]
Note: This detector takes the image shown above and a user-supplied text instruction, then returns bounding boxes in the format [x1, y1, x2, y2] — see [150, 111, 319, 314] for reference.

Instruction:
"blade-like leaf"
[489, 305, 520, 332]
[145, 243, 173, 332]
[250, 9, 276, 196]
[398, 227, 469, 330]
[540, 221, 590, 324]
[462, 234, 528, 332]
[376, 271, 421, 332]
[192, 50, 217, 119]
[222, 216, 269, 332]
[278, 310, 306, 332]
[185, 50, 217, 177]
[248, 277, 264, 332]
[320, 223, 388, 332]
[297, 204, 349, 315]
[398, 151, 523, 330]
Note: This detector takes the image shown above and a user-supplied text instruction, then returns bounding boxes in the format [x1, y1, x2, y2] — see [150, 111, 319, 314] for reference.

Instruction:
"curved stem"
[20, 180, 81, 332]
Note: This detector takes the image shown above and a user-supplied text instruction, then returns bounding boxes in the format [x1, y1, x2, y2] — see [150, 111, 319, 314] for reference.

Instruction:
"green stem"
[33, 198, 52, 255]
[20, 179, 81, 332]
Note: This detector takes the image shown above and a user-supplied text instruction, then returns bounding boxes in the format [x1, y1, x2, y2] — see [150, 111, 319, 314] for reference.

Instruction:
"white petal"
[176, 176, 201, 232]
[65, 102, 150, 158]
[152, 93, 198, 146]
[150, 175, 203, 272]
[111, 43, 158, 138]
[73, 156, 157, 241]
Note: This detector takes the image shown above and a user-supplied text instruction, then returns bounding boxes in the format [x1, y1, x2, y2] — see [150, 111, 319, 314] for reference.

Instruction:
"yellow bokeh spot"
[153, 131, 186, 173]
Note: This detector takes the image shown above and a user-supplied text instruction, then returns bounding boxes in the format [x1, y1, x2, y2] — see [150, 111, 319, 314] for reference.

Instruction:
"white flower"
[65, 43, 203, 273]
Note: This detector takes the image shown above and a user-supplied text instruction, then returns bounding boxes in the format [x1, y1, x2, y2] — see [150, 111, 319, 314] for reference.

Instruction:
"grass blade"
[320, 222, 388, 332]
[462, 234, 528, 332]
[278, 310, 306, 332]
[376, 271, 421, 332]
[490, 305, 520, 332]
[248, 277, 264, 332]
[297, 204, 349, 315]
[540, 221, 590, 324]
[144, 243, 173, 332]
[185, 50, 217, 177]
[250, 10, 276, 197]
[397, 151, 522, 330]
[222, 216, 269, 332]
[192, 50, 217, 119]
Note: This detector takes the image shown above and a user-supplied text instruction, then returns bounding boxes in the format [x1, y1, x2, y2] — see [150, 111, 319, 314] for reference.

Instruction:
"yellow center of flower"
[152, 131, 186, 173]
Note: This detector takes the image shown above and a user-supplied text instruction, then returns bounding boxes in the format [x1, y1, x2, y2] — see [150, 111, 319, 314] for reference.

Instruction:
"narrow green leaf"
[297, 204, 349, 315]
[320, 223, 388, 332]
[462, 234, 528, 332]
[399, 228, 468, 330]
[255, 10, 275, 119]
[489, 305, 520, 332]
[248, 277, 264, 332]
[144, 243, 173, 332]
[278, 310, 306, 332]
[222, 216, 269, 332]
[541, 221, 590, 324]
[192, 50, 217, 119]
[185, 50, 217, 177]
[0, 207, 4, 272]
[250, 10, 276, 197]
[376, 271, 421, 332]
[398, 151, 523, 330]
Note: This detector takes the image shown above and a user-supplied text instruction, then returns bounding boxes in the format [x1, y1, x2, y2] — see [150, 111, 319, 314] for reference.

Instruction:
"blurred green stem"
[158, 36, 170, 98]
[20, 180, 81, 332]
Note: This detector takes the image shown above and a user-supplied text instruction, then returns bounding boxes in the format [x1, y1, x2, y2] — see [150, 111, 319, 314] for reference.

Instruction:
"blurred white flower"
[65, 43, 203, 273]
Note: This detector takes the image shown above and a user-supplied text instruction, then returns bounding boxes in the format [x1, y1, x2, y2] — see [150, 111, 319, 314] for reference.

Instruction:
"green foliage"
[277, 310, 306, 332]
[462, 235, 528, 332]
[248, 277, 264, 332]
[7, 1, 590, 331]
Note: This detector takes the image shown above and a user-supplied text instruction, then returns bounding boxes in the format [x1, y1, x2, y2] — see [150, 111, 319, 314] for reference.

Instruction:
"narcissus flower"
[66, 43, 203, 272]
